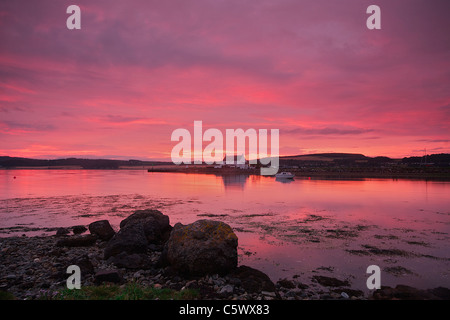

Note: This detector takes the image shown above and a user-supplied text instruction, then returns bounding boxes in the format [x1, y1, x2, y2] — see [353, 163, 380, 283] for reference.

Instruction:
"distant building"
[222, 154, 249, 169]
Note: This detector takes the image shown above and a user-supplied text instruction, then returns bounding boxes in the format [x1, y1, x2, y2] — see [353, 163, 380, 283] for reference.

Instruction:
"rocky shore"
[1, 209, 449, 300]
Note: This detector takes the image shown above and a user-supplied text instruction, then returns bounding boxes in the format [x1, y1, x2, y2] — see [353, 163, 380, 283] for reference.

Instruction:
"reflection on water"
[220, 174, 249, 189]
[275, 177, 295, 184]
[0, 169, 449, 292]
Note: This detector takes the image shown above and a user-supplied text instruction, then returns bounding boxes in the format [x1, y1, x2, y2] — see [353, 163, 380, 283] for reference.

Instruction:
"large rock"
[103, 209, 171, 260]
[120, 209, 172, 244]
[104, 223, 148, 259]
[89, 220, 115, 240]
[94, 270, 122, 284]
[372, 285, 450, 300]
[72, 225, 87, 235]
[162, 219, 238, 276]
[312, 275, 350, 287]
[70, 254, 95, 275]
[230, 265, 277, 293]
[55, 227, 70, 236]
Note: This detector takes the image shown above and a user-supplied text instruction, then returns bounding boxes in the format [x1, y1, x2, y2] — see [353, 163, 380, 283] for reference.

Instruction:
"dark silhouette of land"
[274, 153, 450, 180]
[1, 153, 449, 179]
[0, 156, 168, 169]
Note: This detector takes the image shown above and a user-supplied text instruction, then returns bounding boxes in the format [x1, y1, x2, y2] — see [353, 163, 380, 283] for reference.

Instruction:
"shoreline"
[0, 234, 355, 301]
[1, 231, 449, 301]
[148, 168, 450, 181]
[2, 166, 450, 181]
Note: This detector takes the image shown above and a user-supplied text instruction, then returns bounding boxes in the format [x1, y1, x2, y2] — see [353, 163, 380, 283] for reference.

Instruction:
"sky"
[0, 0, 449, 161]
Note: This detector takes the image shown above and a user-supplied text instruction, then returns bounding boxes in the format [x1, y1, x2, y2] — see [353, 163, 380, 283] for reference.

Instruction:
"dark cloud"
[416, 139, 449, 143]
[285, 126, 375, 136]
[1, 120, 56, 132]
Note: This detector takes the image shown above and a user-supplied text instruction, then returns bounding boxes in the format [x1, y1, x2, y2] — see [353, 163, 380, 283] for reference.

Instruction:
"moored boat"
[275, 172, 295, 179]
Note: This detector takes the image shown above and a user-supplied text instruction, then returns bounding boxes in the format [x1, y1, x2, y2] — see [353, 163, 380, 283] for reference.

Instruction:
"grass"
[0, 290, 16, 300]
[37, 282, 199, 300]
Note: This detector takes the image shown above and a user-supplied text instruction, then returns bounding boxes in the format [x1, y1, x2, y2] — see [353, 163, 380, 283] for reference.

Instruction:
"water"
[1, 169, 449, 292]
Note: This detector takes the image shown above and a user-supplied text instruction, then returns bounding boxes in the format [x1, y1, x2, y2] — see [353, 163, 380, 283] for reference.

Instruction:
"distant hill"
[1, 153, 448, 168]
[277, 152, 399, 167]
[280, 153, 370, 162]
[0, 156, 170, 169]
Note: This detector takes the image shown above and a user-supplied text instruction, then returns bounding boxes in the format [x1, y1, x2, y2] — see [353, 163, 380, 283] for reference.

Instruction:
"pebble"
[261, 291, 277, 297]
[218, 284, 234, 294]
[0, 235, 372, 301]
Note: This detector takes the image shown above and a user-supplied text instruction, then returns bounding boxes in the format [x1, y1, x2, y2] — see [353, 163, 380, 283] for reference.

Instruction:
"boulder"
[89, 220, 115, 240]
[70, 254, 95, 275]
[120, 209, 172, 244]
[103, 223, 148, 259]
[312, 275, 350, 287]
[103, 209, 172, 259]
[372, 285, 450, 300]
[72, 225, 87, 235]
[162, 219, 238, 276]
[277, 278, 296, 289]
[94, 270, 122, 284]
[55, 228, 70, 237]
[230, 265, 277, 293]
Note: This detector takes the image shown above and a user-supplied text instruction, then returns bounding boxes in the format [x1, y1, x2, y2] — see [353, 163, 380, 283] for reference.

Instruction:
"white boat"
[275, 172, 295, 179]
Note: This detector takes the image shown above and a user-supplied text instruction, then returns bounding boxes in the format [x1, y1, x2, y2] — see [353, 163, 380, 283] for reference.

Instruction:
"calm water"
[1, 169, 449, 292]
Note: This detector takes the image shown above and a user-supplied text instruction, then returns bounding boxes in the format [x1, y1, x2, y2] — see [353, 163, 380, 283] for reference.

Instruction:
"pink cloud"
[0, 0, 449, 160]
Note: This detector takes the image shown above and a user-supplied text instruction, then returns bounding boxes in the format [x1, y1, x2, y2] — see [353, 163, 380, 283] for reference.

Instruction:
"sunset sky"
[1, 0, 449, 161]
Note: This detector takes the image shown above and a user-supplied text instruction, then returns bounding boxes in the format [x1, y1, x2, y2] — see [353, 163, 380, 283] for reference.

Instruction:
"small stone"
[89, 220, 115, 241]
[94, 270, 122, 284]
[56, 228, 70, 236]
[261, 291, 276, 297]
[219, 284, 234, 294]
[277, 278, 296, 289]
[312, 275, 350, 287]
[72, 225, 87, 235]
[230, 266, 276, 293]
[285, 288, 302, 298]
[341, 292, 350, 299]
[184, 280, 197, 289]
[228, 277, 242, 286]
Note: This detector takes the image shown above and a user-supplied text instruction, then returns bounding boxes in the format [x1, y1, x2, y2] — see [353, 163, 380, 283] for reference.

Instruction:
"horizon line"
[2, 151, 447, 163]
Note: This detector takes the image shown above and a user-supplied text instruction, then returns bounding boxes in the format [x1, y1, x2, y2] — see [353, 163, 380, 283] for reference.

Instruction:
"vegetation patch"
[312, 275, 350, 287]
[241, 213, 275, 218]
[405, 240, 430, 247]
[302, 214, 326, 222]
[325, 228, 359, 238]
[374, 234, 399, 240]
[383, 266, 416, 277]
[40, 283, 199, 300]
[361, 245, 415, 257]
